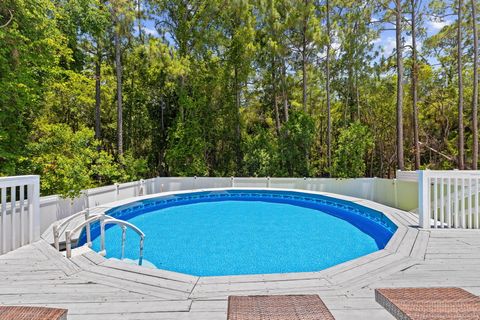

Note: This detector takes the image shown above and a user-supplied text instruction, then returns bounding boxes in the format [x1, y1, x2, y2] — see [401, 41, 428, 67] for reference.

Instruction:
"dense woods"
[0, 0, 479, 196]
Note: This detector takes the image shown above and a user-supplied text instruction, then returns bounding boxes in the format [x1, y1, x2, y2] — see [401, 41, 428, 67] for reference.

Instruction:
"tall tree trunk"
[355, 71, 360, 119]
[472, 0, 478, 169]
[458, 0, 464, 169]
[302, 0, 308, 113]
[136, 0, 143, 44]
[348, 65, 354, 121]
[114, 21, 123, 157]
[395, 0, 404, 170]
[411, 0, 420, 169]
[234, 67, 242, 172]
[272, 56, 281, 136]
[354, 21, 360, 119]
[95, 44, 102, 141]
[282, 58, 289, 122]
[326, 0, 332, 173]
[302, 43, 307, 114]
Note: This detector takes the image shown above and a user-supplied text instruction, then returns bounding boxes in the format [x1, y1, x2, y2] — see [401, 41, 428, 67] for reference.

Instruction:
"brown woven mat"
[0, 306, 67, 320]
[375, 287, 480, 320]
[227, 295, 335, 320]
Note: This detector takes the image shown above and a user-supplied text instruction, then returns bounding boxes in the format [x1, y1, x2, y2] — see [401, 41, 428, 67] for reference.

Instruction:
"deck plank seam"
[72, 270, 182, 300]
[98, 260, 198, 285]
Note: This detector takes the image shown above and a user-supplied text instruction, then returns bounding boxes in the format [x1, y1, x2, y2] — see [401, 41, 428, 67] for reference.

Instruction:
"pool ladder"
[52, 210, 145, 266]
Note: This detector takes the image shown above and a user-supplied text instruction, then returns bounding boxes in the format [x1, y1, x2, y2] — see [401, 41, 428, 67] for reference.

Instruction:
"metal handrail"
[102, 218, 145, 266]
[65, 214, 112, 258]
[64, 214, 145, 266]
[53, 209, 89, 250]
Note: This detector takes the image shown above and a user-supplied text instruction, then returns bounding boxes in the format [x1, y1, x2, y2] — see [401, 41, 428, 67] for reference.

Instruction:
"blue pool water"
[83, 190, 397, 276]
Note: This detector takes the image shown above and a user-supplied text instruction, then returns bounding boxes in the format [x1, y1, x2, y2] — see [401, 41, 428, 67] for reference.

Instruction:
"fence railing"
[3, 172, 476, 255]
[0, 175, 40, 254]
[37, 176, 418, 236]
[396, 170, 418, 182]
[418, 170, 480, 229]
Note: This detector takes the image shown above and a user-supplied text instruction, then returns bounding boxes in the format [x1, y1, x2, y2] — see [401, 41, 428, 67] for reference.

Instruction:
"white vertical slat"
[32, 179, 40, 242]
[461, 177, 466, 228]
[27, 183, 34, 243]
[418, 170, 430, 229]
[19, 185, 25, 246]
[1, 187, 6, 254]
[433, 177, 438, 228]
[0, 177, 40, 252]
[10, 186, 16, 250]
[468, 177, 473, 228]
[440, 178, 444, 228]
[447, 178, 452, 228]
[455, 178, 459, 228]
[476, 177, 479, 229]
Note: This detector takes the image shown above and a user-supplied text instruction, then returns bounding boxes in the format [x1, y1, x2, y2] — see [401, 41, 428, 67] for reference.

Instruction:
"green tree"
[25, 121, 123, 197]
[0, 0, 70, 175]
[331, 121, 373, 178]
[279, 111, 315, 176]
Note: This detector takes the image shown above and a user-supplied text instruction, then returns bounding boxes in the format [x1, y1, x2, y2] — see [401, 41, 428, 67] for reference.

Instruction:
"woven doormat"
[376, 287, 480, 320]
[227, 295, 335, 320]
[0, 306, 67, 320]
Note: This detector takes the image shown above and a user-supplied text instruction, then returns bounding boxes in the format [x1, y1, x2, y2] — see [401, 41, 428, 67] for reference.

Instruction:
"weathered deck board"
[409, 230, 429, 259]
[73, 270, 191, 299]
[80, 263, 196, 293]
[100, 259, 198, 284]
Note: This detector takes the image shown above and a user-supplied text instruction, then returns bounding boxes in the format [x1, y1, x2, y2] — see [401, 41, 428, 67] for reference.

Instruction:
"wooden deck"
[1, 205, 480, 319]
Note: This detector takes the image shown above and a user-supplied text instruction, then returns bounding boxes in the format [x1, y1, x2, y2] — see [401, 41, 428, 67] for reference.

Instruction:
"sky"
[139, 5, 456, 65]
[373, 18, 453, 58]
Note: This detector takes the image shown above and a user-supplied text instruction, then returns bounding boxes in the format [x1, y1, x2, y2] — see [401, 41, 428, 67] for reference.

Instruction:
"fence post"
[393, 179, 398, 209]
[371, 177, 376, 201]
[154, 177, 160, 193]
[418, 170, 430, 229]
[32, 177, 41, 241]
[1, 187, 6, 254]
[27, 177, 41, 243]
[114, 183, 119, 201]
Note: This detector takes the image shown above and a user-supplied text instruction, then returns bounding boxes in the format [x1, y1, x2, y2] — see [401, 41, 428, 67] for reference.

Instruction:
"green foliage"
[243, 127, 279, 177]
[279, 111, 315, 177]
[120, 151, 149, 182]
[0, 0, 70, 175]
[43, 70, 95, 128]
[24, 121, 142, 198]
[164, 120, 209, 176]
[1, 0, 479, 193]
[331, 121, 374, 178]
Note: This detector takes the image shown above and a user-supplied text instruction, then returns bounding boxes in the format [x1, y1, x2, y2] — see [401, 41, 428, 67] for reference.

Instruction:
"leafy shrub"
[25, 121, 144, 198]
[331, 121, 373, 178]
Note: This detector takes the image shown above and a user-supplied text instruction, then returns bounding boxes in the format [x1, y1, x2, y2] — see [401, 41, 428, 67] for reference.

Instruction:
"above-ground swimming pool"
[80, 189, 397, 276]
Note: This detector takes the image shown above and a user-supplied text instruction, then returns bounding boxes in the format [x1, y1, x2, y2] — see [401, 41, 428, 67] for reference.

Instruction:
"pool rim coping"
[43, 187, 416, 282]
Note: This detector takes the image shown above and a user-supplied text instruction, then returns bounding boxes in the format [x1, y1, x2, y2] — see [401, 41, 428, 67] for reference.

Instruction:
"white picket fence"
[418, 170, 480, 229]
[0, 175, 40, 254]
